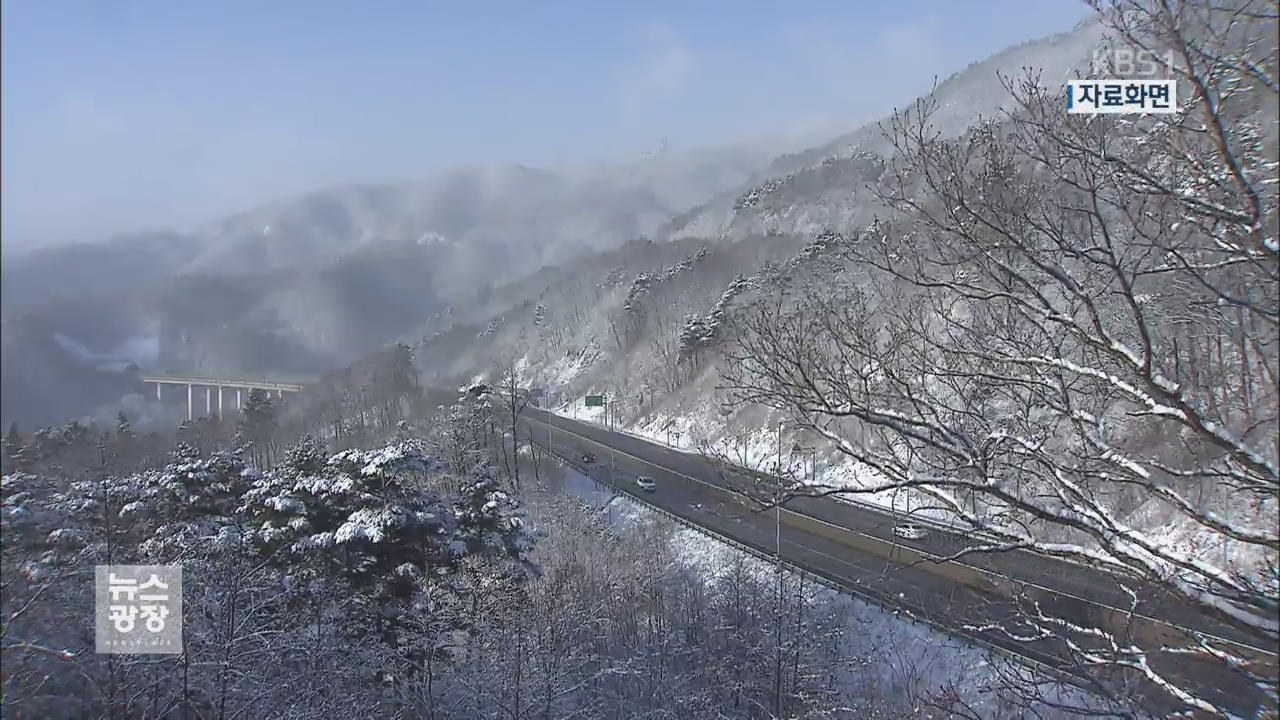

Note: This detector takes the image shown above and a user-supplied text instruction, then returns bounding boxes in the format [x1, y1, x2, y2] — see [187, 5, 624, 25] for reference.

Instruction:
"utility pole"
[544, 387, 552, 460]
[776, 421, 783, 479]
[774, 419, 784, 718]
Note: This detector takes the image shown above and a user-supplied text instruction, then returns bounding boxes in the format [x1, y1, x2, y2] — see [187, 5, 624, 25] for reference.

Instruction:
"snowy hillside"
[0, 147, 780, 429]
[421, 2, 1277, 615]
[657, 16, 1107, 244]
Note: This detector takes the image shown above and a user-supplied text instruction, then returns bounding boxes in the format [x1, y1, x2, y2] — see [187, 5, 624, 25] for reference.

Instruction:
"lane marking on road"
[537, 414, 1031, 565]
[527, 414, 1277, 659]
[544, 408, 977, 535]
[551, 447, 1084, 684]
[554, 450, 945, 587]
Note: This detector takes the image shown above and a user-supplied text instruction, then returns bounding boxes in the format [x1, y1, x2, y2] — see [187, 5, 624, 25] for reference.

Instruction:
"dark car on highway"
[582, 453, 596, 464]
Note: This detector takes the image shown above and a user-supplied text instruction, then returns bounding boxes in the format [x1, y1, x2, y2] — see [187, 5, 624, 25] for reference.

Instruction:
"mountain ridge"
[1, 16, 1108, 430]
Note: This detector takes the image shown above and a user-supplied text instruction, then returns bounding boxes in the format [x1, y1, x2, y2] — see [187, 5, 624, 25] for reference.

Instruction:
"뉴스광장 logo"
[95, 565, 183, 654]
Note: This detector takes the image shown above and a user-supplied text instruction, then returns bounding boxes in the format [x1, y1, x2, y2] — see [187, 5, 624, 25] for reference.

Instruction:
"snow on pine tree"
[240, 435, 534, 604]
[452, 465, 535, 568]
[622, 273, 653, 316]
[2, 425, 31, 473]
[124, 443, 258, 558]
[678, 314, 713, 362]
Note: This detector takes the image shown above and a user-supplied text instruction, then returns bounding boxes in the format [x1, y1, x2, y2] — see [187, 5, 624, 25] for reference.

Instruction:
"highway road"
[519, 407, 1278, 717]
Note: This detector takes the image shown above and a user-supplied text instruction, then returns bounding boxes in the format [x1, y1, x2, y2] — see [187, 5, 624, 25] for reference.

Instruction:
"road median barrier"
[527, 414, 1279, 682]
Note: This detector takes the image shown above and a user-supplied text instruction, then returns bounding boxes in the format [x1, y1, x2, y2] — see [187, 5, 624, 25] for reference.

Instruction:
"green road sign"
[585, 395, 604, 407]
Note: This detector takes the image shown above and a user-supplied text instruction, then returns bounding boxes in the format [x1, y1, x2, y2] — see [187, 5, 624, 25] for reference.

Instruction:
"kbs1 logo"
[1068, 47, 1178, 115]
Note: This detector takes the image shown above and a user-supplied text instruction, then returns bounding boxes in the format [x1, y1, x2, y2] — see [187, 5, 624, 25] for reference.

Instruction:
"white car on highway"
[893, 524, 928, 540]
[634, 476, 656, 492]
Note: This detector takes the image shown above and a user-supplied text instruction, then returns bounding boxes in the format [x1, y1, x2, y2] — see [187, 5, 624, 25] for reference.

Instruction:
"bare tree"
[722, 1, 1277, 716]
[495, 358, 530, 492]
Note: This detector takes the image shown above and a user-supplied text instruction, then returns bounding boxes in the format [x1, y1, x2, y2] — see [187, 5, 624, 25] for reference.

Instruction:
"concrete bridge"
[141, 374, 311, 421]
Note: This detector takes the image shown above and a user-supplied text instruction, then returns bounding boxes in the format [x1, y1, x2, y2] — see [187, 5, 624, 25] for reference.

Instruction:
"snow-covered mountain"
[658, 16, 1106, 245]
[411, 16, 1112, 406]
[1, 15, 1106, 430]
[0, 147, 778, 428]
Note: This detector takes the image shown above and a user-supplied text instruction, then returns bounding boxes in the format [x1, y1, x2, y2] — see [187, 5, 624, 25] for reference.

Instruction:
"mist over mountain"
[5, 2, 1277, 716]
[658, 16, 1106, 244]
[0, 145, 779, 427]
[0, 14, 1105, 432]
[408, 16, 1112, 389]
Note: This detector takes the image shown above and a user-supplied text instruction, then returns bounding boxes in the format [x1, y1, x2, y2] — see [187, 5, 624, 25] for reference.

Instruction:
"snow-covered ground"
[511, 303, 1274, 583]
[554, 402, 956, 526]
[549, 401, 1276, 579]
[550, 462, 1113, 717]
[552, 461, 653, 528]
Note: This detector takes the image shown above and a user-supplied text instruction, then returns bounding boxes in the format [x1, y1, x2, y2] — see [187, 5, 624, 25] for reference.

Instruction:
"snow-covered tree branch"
[722, 1, 1277, 715]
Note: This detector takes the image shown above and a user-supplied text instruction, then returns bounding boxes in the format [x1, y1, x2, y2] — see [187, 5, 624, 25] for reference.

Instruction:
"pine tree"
[237, 389, 278, 468]
[111, 412, 138, 471]
[2, 422, 27, 472]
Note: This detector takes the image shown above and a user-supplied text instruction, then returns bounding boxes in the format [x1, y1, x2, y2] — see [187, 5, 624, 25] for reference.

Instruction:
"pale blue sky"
[1, 0, 1091, 250]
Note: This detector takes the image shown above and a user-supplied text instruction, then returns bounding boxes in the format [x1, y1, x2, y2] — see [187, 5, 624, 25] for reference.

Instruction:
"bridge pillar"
[218, 386, 224, 420]
[236, 389, 242, 411]
[156, 383, 161, 401]
[206, 387, 212, 416]
[186, 384, 193, 422]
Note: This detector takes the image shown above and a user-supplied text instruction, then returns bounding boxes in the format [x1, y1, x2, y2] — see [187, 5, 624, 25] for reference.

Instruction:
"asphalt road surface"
[520, 407, 1277, 717]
